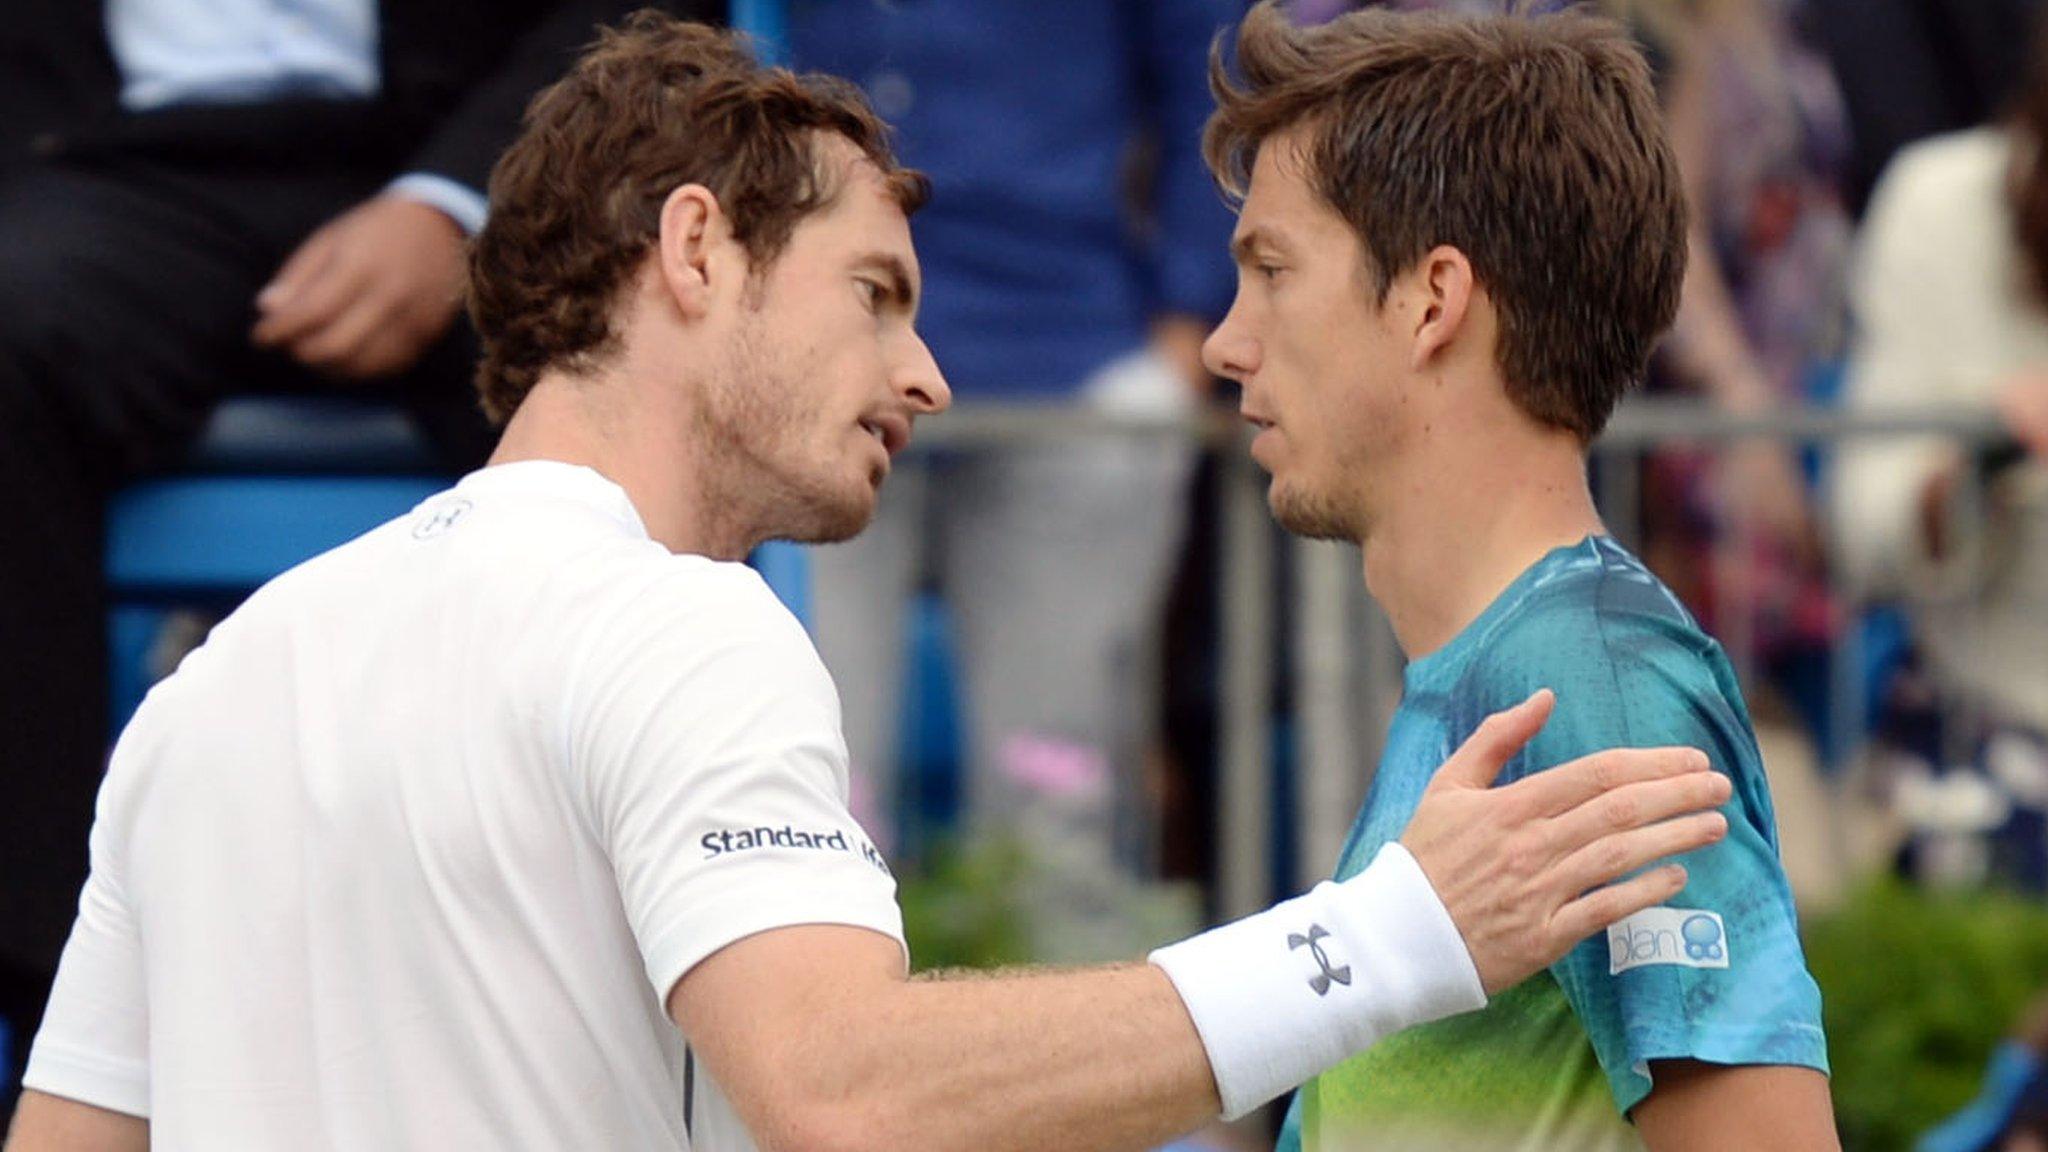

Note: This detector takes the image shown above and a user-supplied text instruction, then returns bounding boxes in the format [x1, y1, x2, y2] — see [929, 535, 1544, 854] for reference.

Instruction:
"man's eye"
[1257, 263, 1284, 281]
[858, 279, 885, 310]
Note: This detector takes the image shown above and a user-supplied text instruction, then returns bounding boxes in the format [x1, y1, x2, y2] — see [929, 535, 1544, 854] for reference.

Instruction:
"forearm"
[1668, 225, 1772, 408]
[688, 847, 1484, 1152]
[812, 963, 1218, 1152]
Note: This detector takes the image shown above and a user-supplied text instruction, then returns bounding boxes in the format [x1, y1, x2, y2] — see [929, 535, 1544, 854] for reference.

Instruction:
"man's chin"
[769, 484, 876, 546]
[1269, 482, 1357, 542]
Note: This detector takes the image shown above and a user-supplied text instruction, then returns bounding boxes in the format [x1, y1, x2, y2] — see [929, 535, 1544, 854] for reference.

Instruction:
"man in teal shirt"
[1199, 4, 1836, 1148]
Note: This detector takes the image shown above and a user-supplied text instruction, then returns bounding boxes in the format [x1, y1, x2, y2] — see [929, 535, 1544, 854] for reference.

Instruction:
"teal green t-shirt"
[1279, 537, 1828, 1152]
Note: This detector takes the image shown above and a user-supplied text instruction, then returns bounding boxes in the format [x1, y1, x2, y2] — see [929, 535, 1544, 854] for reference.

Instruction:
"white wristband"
[1148, 842, 1486, 1119]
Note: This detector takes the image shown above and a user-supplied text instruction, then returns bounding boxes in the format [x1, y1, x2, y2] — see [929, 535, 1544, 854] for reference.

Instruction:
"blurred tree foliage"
[1807, 878, 2048, 1151]
[897, 835, 1035, 972]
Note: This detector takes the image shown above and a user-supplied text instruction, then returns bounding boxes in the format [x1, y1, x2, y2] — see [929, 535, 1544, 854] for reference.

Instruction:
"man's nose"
[1202, 303, 1258, 384]
[898, 333, 950, 414]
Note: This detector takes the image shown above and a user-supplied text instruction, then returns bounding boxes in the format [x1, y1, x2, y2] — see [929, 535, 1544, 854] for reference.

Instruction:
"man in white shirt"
[0, 1, 719, 1090]
[5, 14, 1734, 1151]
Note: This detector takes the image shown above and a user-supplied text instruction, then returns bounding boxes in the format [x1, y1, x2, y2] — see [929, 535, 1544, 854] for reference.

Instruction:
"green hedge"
[1806, 878, 2048, 1151]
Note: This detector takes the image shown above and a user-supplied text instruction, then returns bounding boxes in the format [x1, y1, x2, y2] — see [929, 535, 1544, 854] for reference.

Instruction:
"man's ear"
[1409, 245, 1474, 371]
[656, 184, 734, 321]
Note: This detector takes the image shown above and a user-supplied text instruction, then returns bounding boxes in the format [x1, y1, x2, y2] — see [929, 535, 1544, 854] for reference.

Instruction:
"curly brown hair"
[468, 10, 929, 424]
[1204, 2, 1688, 441]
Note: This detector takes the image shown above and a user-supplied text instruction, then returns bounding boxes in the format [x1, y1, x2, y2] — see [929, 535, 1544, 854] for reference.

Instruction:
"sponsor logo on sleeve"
[701, 823, 892, 876]
[1607, 907, 1729, 974]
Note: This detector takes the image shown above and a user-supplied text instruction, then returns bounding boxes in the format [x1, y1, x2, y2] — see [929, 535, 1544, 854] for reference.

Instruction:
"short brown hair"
[1205, 2, 1687, 440]
[469, 10, 929, 423]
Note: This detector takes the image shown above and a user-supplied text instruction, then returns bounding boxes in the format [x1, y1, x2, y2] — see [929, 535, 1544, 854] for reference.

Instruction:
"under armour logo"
[1288, 924, 1352, 996]
[412, 499, 473, 540]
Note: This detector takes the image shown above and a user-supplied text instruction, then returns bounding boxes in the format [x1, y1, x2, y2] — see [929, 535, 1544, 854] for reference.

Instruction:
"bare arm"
[668, 692, 1731, 1152]
[673, 929, 1217, 1152]
[3, 1091, 147, 1152]
[1633, 1062, 1840, 1152]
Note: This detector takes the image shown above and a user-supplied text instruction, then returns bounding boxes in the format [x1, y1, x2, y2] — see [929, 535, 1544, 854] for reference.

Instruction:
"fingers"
[1505, 743, 1711, 817]
[255, 227, 336, 317]
[252, 245, 366, 350]
[294, 293, 405, 378]
[1541, 768, 1732, 858]
[1551, 808, 1727, 901]
[1549, 864, 1689, 945]
[1429, 689, 1555, 792]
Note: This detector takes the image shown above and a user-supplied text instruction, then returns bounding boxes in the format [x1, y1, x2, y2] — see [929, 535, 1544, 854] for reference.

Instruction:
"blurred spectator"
[1623, 0, 1855, 758]
[0, 0, 720, 1115]
[1806, 0, 2041, 215]
[1834, 13, 2048, 893]
[789, 1, 1240, 955]
[1919, 993, 2048, 1152]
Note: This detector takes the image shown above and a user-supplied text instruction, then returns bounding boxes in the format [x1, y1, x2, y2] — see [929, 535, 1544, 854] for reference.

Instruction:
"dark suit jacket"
[0, 0, 726, 191]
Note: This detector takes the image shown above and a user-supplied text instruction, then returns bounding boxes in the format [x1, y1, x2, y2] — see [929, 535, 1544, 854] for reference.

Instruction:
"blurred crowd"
[5, 0, 2048, 1144]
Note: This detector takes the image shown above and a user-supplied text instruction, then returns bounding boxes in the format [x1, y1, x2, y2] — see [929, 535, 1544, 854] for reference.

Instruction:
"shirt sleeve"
[562, 561, 905, 1004]
[1477, 606, 1830, 1116]
[22, 791, 151, 1118]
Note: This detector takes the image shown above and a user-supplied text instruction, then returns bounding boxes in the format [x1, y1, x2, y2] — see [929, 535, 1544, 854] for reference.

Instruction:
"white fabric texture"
[1148, 842, 1486, 1120]
[27, 461, 903, 1151]
[1834, 126, 2048, 730]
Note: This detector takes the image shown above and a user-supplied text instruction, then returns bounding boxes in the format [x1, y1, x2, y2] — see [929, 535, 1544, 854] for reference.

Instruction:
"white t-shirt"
[26, 461, 904, 1150]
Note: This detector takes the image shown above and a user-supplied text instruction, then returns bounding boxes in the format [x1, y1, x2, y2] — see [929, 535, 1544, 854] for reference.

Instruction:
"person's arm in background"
[251, 0, 725, 380]
[1916, 994, 2048, 1152]
[1657, 13, 1822, 548]
[1137, 0, 1243, 395]
[1831, 135, 1996, 592]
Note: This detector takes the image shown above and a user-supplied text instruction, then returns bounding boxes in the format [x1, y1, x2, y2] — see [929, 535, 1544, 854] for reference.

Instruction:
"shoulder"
[556, 550, 839, 741]
[1475, 542, 1710, 697]
[1466, 544, 1745, 770]
[1881, 126, 2011, 200]
[1864, 127, 2012, 247]
[565, 550, 821, 680]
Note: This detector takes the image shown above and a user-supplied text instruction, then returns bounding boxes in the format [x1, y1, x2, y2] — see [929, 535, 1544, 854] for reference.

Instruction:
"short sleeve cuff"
[1614, 1021, 1831, 1114]
[646, 878, 908, 1003]
[22, 1040, 151, 1120]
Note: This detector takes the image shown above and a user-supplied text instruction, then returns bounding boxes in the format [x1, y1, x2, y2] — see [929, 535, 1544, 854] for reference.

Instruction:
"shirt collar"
[452, 460, 651, 540]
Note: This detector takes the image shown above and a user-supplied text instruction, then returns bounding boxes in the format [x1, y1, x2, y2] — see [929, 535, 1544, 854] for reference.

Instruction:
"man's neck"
[1359, 428, 1604, 661]
[489, 368, 757, 561]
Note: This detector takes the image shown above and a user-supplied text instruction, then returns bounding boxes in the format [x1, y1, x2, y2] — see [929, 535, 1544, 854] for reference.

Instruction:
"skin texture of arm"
[668, 692, 1733, 1152]
[1633, 1061, 1841, 1152]
[671, 929, 1220, 1152]
[3, 1091, 146, 1152]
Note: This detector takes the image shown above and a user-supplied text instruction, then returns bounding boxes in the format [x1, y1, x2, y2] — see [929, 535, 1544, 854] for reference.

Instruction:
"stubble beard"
[699, 314, 875, 548]
[1269, 477, 1365, 543]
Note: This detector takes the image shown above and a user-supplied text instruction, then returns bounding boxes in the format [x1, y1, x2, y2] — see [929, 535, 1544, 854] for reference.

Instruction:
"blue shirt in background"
[789, 1, 1241, 398]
